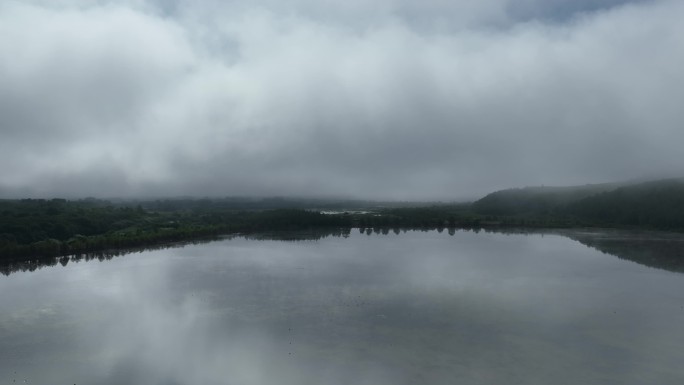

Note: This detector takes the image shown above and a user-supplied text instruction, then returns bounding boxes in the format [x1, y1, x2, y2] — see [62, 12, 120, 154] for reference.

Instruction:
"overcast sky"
[1, 0, 682, 200]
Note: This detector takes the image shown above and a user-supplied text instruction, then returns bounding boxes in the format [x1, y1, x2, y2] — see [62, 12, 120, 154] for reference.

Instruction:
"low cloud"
[1, 0, 682, 200]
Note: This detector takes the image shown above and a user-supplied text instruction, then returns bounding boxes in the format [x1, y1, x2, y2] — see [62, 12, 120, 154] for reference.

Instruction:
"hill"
[2, 178, 684, 262]
[473, 178, 684, 230]
[472, 182, 625, 216]
[568, 179, 684, 229]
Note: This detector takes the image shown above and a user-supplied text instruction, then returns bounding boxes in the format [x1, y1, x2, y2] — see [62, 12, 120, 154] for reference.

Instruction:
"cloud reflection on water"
[1, 230, 683, 384]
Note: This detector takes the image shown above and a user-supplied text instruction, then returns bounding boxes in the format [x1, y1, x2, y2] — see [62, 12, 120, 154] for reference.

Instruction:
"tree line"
[2, 178, 683, 262]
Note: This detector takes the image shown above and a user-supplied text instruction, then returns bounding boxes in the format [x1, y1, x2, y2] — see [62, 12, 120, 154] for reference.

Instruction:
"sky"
[0, 0, 682, 201]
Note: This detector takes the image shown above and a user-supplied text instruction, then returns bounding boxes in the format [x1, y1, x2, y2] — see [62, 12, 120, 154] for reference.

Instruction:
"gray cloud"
[0, 0, 682, 200]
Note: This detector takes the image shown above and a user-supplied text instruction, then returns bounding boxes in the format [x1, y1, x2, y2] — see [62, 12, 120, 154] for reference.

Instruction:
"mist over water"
[1, 230, 683, 384]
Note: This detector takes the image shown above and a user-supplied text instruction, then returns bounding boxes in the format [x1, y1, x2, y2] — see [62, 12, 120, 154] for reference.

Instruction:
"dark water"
[1, 229, 683, 384]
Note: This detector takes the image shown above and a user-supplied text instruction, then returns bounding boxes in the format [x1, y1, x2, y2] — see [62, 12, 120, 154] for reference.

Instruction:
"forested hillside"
[2, 178, 684, 261]
[472, 182, 624, 216]
[473, 179, 684, 230]
[568, 179, 684, 229]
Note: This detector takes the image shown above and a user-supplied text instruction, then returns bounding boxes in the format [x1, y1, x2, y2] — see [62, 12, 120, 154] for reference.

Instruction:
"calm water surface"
[1, 230, 683, 384]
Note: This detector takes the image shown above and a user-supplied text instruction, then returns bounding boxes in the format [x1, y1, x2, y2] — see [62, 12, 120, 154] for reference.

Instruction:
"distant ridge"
[472, 181, 628, 216]
[473, 178, 684, 230]
[567, 178, 684, 228]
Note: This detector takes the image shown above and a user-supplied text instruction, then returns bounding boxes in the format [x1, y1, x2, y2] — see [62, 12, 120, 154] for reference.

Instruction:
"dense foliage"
[472, 182, 623, 216]
[0, 200, 352, 261]
[2, 178, 683, 262]
[472, 179, 684, 230]
[568, 180, 684, 229]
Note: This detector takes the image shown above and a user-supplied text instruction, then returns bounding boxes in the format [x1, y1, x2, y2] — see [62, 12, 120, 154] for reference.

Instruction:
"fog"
[1, 0, 682, 200]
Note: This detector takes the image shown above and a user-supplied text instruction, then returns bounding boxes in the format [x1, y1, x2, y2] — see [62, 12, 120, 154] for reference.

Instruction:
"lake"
[1, 229, 683, 384]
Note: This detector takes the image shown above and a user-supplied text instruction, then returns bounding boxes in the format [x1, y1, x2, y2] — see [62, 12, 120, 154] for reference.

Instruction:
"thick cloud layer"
[0, 0, 682, 200]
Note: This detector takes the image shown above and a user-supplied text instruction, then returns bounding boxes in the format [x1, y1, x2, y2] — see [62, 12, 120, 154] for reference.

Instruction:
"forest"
[1, 178, 684, 262]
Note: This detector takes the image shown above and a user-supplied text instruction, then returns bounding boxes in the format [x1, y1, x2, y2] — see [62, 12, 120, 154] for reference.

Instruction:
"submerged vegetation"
[1, 178, 684, 262]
